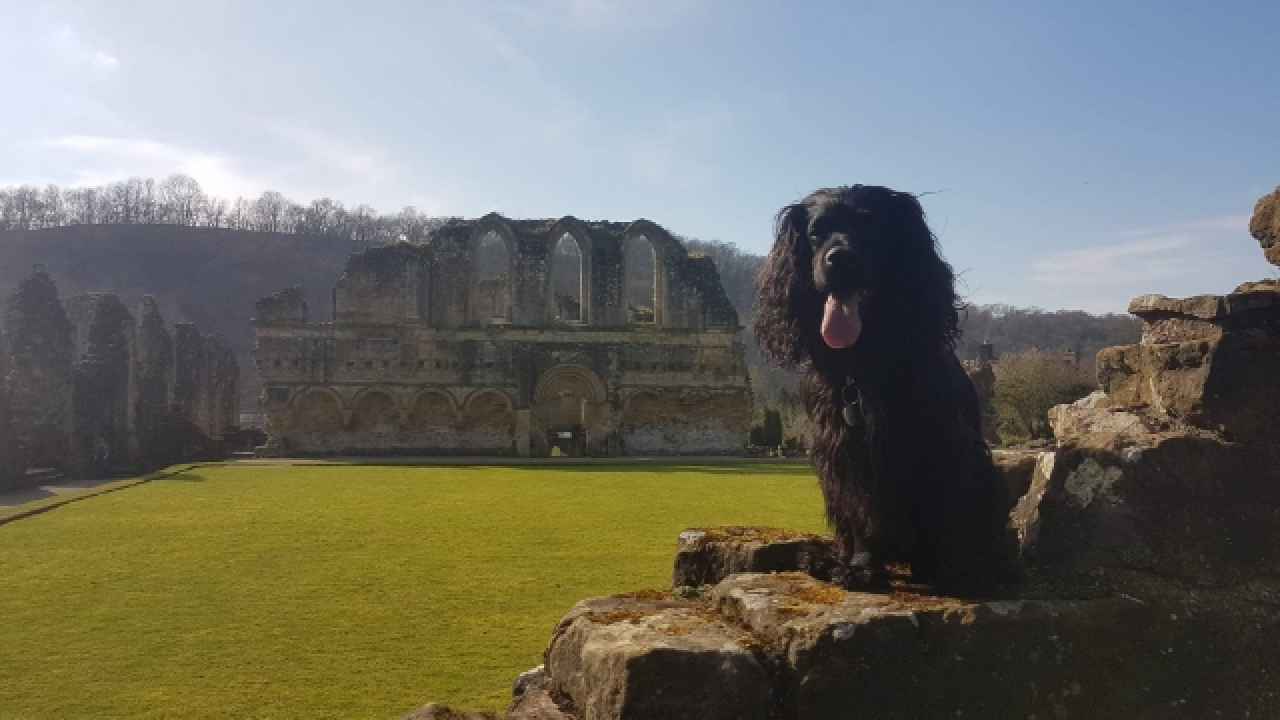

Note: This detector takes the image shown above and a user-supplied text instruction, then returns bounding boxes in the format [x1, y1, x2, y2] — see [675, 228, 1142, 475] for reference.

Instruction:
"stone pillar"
[0, 325, 19, 488]
[515, 408, 531, 457]
[69, 294, 138, 475]
[173, 323, 205, 427]
[3, 267, 74, 473]
[135, 297, 174, 469]
[204, 334, 238, 438]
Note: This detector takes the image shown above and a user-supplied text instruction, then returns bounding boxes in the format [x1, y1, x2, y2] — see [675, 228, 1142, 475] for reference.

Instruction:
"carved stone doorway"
[532, 365, 607, 457]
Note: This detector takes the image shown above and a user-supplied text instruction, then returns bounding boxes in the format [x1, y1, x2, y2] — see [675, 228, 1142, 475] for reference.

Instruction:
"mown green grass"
[0, 463, 826, 719]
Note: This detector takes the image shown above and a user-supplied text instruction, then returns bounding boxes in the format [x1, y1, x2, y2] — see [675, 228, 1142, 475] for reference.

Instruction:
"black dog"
[754, 185, 1016, 595]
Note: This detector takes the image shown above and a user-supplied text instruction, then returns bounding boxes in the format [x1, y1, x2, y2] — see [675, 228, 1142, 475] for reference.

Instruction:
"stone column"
[516, 408, 531, 457]
[4, 268, 74, 473]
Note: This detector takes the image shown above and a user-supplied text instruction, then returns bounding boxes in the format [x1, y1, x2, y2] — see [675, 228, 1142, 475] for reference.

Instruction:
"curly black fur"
[755, 185, 1017, 595]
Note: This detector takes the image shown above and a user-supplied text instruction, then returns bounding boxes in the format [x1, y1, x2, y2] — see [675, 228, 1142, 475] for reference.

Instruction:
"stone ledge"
[712, 572, 1156, 720]
[544, 595, 771, 720]
[672, 526, 837, 589]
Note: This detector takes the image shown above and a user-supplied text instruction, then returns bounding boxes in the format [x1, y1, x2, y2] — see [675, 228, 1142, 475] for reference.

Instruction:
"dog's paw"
[833, 552, 891, 593]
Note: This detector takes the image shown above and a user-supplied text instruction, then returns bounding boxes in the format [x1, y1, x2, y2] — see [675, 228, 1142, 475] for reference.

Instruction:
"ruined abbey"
[253, 214, 751, 456]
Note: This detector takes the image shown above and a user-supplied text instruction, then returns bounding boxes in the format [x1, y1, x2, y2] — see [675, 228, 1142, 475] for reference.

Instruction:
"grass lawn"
[0, 462, 826, 719]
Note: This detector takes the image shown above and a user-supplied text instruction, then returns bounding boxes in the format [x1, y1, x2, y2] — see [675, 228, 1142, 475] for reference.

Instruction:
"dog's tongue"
[821, 294, 861, 349]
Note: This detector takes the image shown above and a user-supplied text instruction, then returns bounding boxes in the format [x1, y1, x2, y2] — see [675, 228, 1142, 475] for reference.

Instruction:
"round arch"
[408, 389, 459, 429]
[533, 364, 607, 406]
[350, 389, 399, 433]
[290, 387, 345, 433]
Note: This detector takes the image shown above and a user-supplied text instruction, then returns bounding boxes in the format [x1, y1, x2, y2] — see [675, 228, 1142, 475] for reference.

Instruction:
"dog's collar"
[841, 377, 863, 428]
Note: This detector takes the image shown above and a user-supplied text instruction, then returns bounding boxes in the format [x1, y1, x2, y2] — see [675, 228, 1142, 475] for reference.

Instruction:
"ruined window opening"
[473, 230, 513, 325]
[549, 232, 584, 324]
[624, 235, 658, 324]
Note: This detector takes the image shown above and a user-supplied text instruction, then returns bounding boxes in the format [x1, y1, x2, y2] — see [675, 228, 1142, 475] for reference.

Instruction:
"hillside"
[0, 225, 358, 409]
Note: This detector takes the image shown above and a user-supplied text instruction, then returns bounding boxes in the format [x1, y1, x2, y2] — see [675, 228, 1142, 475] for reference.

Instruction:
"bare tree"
[160, 174, 205, 226]
[200, 196, 228, 227]
[251, 191, 288, 233]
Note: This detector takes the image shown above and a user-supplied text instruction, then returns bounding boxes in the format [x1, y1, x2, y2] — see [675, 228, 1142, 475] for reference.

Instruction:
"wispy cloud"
[47, 25, 119, 73]
[266, 124, 392, 183]
[44, 135, 266, 199]
[1029, 214, 1269, 312]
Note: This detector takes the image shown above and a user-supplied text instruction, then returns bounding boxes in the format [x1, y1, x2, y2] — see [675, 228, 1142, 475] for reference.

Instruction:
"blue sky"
[2, 0, 1276, 313]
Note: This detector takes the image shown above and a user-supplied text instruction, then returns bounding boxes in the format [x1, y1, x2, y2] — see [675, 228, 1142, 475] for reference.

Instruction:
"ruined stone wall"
[2, 270, 237, 480]
[174, 323, 240, 443]
[67, 293, 139, 474]
[255, 214, 751, 457]
[135, 297, 175, 467]
[0, 325, 19, 487]
[3, 268, 74, 471]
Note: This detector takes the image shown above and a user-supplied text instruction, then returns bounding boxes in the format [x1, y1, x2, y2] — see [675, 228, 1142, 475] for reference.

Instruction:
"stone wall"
[1, 267, 237, 481]
[3, 268, 74, 473]
[68, 293, 139, 475]
[0, 325, 19, 488]
[255, 214, 751, 457]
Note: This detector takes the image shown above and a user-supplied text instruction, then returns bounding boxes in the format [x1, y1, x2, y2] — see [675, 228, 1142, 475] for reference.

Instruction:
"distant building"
[253, 214, 751, 457]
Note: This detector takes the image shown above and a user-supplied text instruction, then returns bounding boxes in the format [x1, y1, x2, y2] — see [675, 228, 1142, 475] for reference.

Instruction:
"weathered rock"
[544, 594, 770, 720]
[508, 666, 575, 720]
[401, 703, 499, 720]
[1014, 397, 1280, 590]
[1096, 285, 1280, 443]
[710, 572, 1278, 719]
[712, 573, 1146, 718]
[991, 447, 1040, 505]
[1251, 185, 1280, 266]
[3, 267, 74, 472]
[671, 526, 837, 588]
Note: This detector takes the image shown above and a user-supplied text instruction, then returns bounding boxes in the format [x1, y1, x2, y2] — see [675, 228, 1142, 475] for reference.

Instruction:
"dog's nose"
[823, 247, 849, 267]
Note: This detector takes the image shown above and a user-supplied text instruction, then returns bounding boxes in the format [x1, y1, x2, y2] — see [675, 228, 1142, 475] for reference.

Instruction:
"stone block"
[991, 448, 1040, 505]
[1251, 185, 1280, 266]
[1016, 397, 1280, 589]
[672, 526, 838, 589]
[544, 595, 770, 720]
[507, 666, 574, 720]
[709, 572, 1278, 719]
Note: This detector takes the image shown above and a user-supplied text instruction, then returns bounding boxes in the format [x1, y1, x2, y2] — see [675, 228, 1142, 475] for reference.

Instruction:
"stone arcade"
[253, 214, 751, 457]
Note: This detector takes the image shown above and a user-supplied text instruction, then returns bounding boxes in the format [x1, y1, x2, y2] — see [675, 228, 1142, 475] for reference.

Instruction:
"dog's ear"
[884, 191, 962, 348]
[754, 202, 819, 367]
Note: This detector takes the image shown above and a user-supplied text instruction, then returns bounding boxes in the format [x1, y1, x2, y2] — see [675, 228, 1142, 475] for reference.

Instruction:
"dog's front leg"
[833, 533, 890, 591]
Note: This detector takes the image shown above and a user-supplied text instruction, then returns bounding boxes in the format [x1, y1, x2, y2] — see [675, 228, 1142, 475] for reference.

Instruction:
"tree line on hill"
[0, 176, 447, 247]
